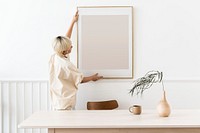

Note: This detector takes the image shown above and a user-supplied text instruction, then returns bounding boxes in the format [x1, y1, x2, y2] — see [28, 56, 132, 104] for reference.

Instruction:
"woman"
[49, 11, 103, 110]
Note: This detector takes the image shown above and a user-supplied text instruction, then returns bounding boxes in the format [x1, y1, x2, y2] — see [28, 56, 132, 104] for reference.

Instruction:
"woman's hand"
[66, 11, 79, 38]
[72, 11, 79, 23]
[81, 73, 103, 83]
[92, 73, 103, 81]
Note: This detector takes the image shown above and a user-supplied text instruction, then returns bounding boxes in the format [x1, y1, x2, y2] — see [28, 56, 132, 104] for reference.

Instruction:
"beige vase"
[157, 91, 171, 117]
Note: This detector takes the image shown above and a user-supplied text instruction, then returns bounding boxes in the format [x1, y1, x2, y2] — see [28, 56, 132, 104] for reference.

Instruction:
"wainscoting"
[0, 81, 50, 133]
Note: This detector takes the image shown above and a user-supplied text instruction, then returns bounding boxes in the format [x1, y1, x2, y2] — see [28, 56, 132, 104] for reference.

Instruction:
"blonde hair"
[52, 36, 72, 56]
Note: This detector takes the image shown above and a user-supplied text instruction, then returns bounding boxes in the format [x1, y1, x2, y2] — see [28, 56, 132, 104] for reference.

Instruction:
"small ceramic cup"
[129, 105, 142, 115]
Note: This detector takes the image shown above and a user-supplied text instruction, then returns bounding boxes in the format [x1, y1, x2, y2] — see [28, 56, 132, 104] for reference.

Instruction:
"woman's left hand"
[92, 73, 103, 81]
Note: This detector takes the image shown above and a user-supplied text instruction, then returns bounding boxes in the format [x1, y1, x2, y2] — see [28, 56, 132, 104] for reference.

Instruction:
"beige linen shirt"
[49, 54, 83, 110]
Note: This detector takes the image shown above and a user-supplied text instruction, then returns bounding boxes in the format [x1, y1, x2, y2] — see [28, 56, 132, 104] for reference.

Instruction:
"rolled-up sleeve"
[63, 63, 84, 88]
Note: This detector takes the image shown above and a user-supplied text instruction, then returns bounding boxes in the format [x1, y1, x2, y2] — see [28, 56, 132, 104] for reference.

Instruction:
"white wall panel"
[0, 81, 50, 133]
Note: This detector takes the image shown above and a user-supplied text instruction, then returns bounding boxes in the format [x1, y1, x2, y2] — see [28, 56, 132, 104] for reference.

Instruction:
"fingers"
[73, 11, 79, 22]
[94, 73, 98, 76]
[74, 10, 78, 17]
[97, 76, 103, 80]
[93, 73, 103, 81]
[75, 10, 79, 16]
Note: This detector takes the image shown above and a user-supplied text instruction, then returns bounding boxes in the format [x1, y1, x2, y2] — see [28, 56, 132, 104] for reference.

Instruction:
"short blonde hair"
[52, 36, 72, 56]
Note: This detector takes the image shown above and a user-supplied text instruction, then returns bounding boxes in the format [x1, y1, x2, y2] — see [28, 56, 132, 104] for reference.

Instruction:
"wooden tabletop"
[18, 109, 200, 129]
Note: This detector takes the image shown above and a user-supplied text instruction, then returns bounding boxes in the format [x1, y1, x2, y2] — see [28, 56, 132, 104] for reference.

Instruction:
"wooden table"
[18, 110, 200, 133]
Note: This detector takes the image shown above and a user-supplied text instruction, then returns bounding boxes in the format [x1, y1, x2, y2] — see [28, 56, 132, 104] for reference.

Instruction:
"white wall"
[0, 0, 200, 110]
[0, 0, 78, 80]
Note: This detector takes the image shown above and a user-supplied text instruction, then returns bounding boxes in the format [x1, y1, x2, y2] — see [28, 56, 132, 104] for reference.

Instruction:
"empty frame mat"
[77, 6, 133, 78]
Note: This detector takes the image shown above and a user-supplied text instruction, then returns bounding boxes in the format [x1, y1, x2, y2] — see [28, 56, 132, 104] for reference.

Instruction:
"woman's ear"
[62, 50, 69, 55]
[62, 51, 66, 55]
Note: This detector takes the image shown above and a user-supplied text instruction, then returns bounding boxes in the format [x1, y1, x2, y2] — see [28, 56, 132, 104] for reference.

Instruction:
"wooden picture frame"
[77, 6, 133, 79]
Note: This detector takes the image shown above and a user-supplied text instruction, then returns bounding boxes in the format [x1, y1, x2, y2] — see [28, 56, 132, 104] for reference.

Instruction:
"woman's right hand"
[73, 11, 79, 23]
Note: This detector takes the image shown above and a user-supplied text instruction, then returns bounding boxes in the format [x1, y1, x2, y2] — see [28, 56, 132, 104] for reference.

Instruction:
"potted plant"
[129, 70, 171, 117]
[129, 70, 164, 96]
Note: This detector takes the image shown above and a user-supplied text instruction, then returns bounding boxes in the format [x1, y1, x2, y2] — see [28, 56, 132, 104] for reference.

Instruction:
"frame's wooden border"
[77, 6, 134, 79]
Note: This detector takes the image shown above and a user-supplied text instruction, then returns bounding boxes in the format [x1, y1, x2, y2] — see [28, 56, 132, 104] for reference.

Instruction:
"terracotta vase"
[157, 91, 171, 117]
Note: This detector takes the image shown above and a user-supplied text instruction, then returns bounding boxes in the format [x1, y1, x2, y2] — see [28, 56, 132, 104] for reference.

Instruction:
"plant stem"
[161, 81, 165, 91]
